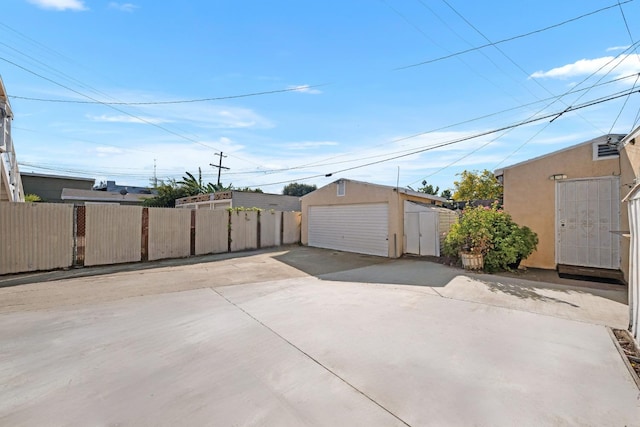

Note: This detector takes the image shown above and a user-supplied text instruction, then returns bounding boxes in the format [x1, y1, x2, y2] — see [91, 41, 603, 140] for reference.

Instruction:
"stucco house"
[496, 131, 640, 283]
[301, 178, 453, 258]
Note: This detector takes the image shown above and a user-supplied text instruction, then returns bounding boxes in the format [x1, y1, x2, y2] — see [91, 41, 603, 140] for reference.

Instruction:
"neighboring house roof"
[21, 172, 95, 182]
[61, 188, 155, 203]
[301, 178, 447, 204]
[620, 125, 640, 148]
[494, 133, 626, 176]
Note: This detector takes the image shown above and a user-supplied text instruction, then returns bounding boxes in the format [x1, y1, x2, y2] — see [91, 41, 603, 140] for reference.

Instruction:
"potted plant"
[442, 206, 492, 270]
[443, 205, 538, 272]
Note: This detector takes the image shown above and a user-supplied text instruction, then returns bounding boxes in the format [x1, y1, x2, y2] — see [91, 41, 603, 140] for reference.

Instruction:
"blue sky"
[3, 0, 640, 194]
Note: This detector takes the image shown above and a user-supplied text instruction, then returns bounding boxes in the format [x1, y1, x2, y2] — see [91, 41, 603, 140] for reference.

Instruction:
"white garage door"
[308, 203, 389, 256]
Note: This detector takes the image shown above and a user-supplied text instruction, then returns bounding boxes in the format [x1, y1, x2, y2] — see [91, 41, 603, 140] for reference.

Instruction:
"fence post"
[227, 209, 232, 253]
[141, 207, 149, 261]
[73, 205, 86, 267]
[257, 210, 261, 249]
[190, 209, 196, 256]
[280, 211, 284, 246]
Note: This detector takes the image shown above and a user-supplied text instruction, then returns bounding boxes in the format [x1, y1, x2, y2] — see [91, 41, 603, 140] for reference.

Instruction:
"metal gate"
[556, 177, 620, 269]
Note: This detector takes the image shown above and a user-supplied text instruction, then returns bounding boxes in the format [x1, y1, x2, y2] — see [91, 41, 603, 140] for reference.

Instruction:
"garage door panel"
[308, 204, 388, 256]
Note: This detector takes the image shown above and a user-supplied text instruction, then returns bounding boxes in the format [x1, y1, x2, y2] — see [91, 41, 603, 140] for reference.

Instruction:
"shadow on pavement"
[275, 248, 628, 306]
[0, 246, 295, 289]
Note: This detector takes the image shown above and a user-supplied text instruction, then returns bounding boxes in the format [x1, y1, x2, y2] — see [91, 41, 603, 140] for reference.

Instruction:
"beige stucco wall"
[301, 180, 442, 257]
[502, 141, 621, 270]
[620, 131, 640, 282]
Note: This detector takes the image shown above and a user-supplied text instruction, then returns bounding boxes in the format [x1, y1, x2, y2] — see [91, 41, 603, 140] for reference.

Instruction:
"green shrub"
[443, 205, 538, 272]
[24, 194, 42, 202]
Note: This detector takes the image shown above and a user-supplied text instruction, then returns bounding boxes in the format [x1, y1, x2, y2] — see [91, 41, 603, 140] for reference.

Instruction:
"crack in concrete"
[209, 287, 412, 427]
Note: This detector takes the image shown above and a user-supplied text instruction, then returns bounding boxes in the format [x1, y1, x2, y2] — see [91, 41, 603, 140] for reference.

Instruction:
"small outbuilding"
[301, 179, 451, 258]
[496, 133, 639, 281]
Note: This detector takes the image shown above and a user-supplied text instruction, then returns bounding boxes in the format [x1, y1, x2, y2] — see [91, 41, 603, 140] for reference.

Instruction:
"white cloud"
[108, 2, 138, 12]
[288, 85, 322, 95]
[95, 146, 124, 156]
[530, 54, 640, 79]
[86, 114, 172, 124]
[606, 45, 630, 52]
[285, 141, 339, 150]
[27, 0, 87, 11]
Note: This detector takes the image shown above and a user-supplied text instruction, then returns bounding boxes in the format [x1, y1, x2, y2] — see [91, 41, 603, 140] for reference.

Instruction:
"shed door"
[308, 203, 388, 257]
[556, 177, 620, 269]
[405, 211, 439, 256]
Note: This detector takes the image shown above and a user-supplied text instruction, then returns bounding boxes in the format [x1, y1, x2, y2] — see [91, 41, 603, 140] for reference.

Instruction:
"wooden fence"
[0, 203, 301, 275]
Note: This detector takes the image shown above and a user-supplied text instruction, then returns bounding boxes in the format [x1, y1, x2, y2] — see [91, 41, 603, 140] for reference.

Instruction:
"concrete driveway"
[0, 247, 637, 426]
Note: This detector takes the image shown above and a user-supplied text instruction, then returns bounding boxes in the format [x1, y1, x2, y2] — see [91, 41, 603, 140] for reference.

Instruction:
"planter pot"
[460, 252, 483, 270]
[507, 256, 522, 270]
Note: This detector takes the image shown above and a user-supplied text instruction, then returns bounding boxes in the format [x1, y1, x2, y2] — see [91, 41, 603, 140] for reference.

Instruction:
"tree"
[282, 183, 317, 197]
[417, 180, 439, 195]
[452, 169, 502, 201]
[235, 187, 263, 193]
[143, 179, 190, 208]
[440, 189, 452, 200]
[143, 169, 234, 208]
[178, 168, 217, 195]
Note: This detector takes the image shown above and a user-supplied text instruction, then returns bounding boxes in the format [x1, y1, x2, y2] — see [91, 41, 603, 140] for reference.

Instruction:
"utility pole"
[153, 158, 157, 187]
[210, 152, 229, 187]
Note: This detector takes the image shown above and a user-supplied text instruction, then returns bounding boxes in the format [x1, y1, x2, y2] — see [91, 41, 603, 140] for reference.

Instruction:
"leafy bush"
[443, 205, 538, 272]
[24, 194, 42, 202]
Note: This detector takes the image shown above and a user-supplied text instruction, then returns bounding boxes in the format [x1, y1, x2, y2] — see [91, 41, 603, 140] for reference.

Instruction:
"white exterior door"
[405, 212, 420, 255]
[308, 203, 389, 256]
[405, 211, 439, 256]
[419, 211, 439, 256]
[556, 177, 620, 269]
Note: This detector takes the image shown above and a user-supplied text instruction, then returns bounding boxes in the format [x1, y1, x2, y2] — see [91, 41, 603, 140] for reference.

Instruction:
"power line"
[395, 0, 634, 70]
[438, 0, 605, 135]
[8, 84, 328, 105]
[0, 55, 222, 149]
[219, 75, 640, 178]
[0, 54, 264, 169]
[608, 73, 639, 134]
[19, 88, 640, 188]
[382, 0, 532, 105]
[13, 126, 157, 155]
[251, 88, 640, 188]
[492, 43, 640, 169]
[617, 0, 635, 43]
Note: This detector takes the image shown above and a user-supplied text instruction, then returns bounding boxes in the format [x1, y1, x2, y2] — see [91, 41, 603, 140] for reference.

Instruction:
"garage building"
[301, 179, 452, 258]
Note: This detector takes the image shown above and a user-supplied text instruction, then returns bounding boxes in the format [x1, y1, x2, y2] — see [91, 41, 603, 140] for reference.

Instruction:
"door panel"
[557, 178, 619, 269]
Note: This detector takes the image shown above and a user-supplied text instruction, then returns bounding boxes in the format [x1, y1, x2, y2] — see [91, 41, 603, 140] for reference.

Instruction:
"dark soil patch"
[613, 329, 640, 383]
